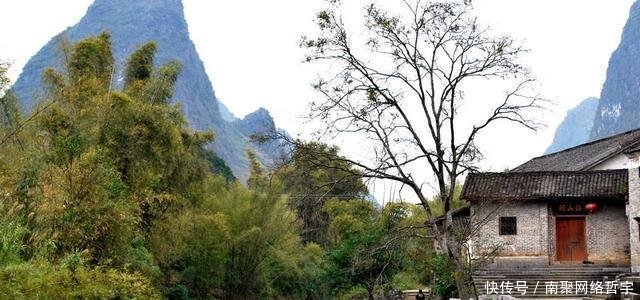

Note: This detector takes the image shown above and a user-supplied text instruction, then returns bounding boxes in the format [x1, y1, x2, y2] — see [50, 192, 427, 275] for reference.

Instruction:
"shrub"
[428, 253, 457, 299]
[0, 261, 162, 299]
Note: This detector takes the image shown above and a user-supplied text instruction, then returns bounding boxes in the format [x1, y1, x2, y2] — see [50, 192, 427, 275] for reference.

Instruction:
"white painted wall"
[591, 153, 629, 170]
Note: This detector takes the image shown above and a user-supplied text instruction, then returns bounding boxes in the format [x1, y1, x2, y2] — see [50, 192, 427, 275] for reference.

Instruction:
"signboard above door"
[553, 202, 588, 215]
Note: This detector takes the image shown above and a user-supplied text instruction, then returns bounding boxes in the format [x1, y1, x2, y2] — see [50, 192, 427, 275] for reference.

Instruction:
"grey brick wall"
[472, 201, 548, 257]
[545, 202, 629, 265]
[586, 202, 629, 264]
[472, 200, 629, 267]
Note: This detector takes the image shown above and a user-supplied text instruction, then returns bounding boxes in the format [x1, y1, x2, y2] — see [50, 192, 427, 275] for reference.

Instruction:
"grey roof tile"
[461, 169, 628, 201]
[513, 128, 640, 172]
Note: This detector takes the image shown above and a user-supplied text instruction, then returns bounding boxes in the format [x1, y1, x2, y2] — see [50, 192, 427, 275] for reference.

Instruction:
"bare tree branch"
[299, 1, 546, 297]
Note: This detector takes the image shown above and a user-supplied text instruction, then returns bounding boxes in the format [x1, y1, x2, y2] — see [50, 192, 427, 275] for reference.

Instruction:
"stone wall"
[627, 156, 640, 272]
[546, 202, 629, 265]
[472, 199, 630, 268]
[472, 201, 549, 267]
[586, 203, 629, 264]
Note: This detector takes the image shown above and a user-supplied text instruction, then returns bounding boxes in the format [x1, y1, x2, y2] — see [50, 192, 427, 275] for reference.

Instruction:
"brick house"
[461, 128, 640, 272]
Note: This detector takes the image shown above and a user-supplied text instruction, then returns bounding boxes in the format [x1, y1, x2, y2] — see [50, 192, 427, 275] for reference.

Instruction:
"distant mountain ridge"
[547, 0, 640, 154]
[11, 0, 283, 179]
[545, 97, 599, 154]
[590, 0, 640, 140]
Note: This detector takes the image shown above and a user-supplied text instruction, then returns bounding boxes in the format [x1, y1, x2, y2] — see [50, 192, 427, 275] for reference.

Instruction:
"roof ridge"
[580, 139, 640, 170]
[519, 127, 640, 164]
[512, 127, 640, 172]
[474, 169, 628, 176]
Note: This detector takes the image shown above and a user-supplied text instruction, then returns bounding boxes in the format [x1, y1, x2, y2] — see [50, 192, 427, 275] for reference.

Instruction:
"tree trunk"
[439, 229, 477, 300]
[451, 249, 476, 300]
[367, 287, 374, 300]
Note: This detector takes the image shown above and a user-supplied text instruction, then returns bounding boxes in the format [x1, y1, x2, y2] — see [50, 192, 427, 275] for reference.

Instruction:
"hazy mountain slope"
[545, 97, 599, 154]
[590, 1, 640, 140]
[11, 0, 282, 179]
[218, 102, 239, 122]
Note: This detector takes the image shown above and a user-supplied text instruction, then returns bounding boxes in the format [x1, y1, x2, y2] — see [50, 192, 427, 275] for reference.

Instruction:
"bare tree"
[299, 0, 545, 298]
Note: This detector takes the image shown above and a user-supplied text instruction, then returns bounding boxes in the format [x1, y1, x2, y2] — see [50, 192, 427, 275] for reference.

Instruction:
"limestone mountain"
[233, 108, 290, 165]
[11, 0, 283, 179]
[590, 0, 640, 140]
[545, 97, 599, 154]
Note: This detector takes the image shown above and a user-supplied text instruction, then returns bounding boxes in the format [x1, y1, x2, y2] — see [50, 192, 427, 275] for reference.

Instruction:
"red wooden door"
[556, 217, 587, 261]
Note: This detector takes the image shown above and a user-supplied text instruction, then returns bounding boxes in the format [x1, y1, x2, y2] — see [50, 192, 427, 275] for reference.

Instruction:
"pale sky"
[0, 0, 636, 200]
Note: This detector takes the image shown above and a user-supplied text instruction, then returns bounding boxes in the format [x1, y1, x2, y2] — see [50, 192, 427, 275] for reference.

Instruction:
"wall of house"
[592, 153, 628, 170]
[547, 202, 629, 265]
[471, 201, 549, 267]
[472, 200, 630, 268]
[590, 156, 633, 266]
[627, 154, 640, 272]
[587, 203, 629, 264]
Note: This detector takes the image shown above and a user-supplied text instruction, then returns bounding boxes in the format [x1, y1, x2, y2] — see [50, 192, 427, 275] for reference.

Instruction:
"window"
[499, 217, 517, 235]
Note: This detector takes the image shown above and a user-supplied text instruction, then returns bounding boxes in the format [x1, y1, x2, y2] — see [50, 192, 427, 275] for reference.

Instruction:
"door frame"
[555, 216, 587, 263]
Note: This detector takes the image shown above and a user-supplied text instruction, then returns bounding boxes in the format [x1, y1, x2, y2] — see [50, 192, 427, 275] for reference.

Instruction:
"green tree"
[0, 32, 416, 300]
[216, 154, 312, 299]
[124, 42, 157, 89]
[428, 184, 468, 217]
[275, 141, 368, 245]
[0, 34, 225, 297]
[21, 33, 136, 263]
[199, 147, 236, 182]
[323, 200, 429, 299]
[0, 261, 162, 299]
[0, 34, 234, 298]
[0, 61, 24, 148]
[0, 60, 9, 93]
[153, 154, 320, 299]
[0, 92, 21, 129]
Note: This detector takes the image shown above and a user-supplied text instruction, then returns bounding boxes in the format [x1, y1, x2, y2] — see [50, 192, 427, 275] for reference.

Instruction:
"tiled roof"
[461, 170, 628, 201]
[513, 128, 640, 172]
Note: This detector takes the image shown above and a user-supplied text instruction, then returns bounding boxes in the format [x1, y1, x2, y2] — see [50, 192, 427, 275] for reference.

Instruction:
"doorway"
[555, 217, 587, 262]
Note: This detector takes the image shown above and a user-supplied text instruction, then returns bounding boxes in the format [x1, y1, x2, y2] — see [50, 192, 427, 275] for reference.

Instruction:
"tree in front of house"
[301, 0, 545, 297]
[428, 184, 467, 217]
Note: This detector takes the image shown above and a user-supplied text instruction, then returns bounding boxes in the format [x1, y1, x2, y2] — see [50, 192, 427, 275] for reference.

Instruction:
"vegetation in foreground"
[0, 33, 450, 299]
